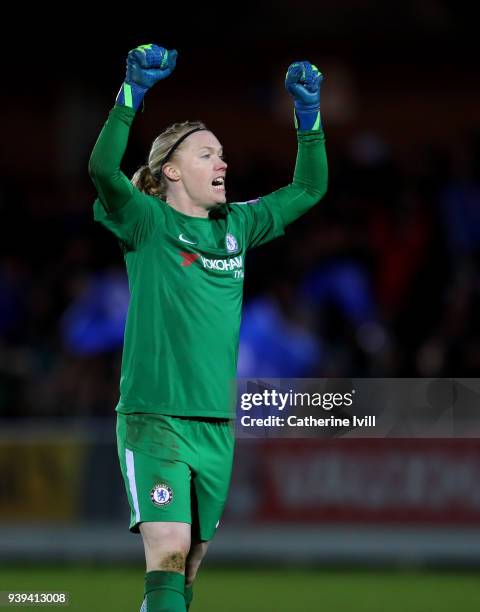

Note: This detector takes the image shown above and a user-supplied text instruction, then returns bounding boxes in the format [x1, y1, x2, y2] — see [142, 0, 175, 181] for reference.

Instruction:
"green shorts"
[116, 412, 235, 541]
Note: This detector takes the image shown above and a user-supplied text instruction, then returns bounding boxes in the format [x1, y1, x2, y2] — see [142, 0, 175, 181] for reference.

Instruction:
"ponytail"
[131, 165, 162, 197]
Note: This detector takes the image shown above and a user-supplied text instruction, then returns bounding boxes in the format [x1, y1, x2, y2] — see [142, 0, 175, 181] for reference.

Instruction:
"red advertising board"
[233, 439, 480, 524]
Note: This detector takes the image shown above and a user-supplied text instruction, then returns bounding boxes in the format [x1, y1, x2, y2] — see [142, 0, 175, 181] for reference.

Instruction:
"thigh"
[192, 419, 235, 541]
[117, 413, 194, 532]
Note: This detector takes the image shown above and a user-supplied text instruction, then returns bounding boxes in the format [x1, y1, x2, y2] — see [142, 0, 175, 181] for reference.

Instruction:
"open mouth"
[212, 177, 225, 192]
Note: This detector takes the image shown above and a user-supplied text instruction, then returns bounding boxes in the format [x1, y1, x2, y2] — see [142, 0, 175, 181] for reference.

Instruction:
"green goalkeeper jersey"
[89, 104, 327, 418]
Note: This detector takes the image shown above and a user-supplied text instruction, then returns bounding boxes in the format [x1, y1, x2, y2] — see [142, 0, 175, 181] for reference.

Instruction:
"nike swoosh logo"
[179, 234, 197, 245]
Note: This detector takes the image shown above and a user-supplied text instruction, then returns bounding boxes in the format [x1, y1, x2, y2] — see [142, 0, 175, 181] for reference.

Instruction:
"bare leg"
[182, 539, 210, 609]
[139, 521, 191, 611]
[185, 539, 210, 587]
[140, 521, 191, 572]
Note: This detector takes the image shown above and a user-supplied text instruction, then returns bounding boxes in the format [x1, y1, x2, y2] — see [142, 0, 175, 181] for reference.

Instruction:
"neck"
[166, 194, 211, 219]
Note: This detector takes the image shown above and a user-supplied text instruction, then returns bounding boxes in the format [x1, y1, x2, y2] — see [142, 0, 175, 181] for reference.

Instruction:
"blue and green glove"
[285, 61, 323, 130]
[116, 44, 178, 111]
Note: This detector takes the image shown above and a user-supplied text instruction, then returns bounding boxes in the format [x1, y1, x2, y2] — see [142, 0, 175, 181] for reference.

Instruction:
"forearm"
[294, 128, 327, 194]
[276, 60, 327, 225]
[88, 104, 136, 212]
[279, 128, 328, 226]
[89, 44, 177, 214]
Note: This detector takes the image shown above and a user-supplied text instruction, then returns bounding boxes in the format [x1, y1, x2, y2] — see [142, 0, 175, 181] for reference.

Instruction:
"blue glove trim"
[294, 109, 321, 131]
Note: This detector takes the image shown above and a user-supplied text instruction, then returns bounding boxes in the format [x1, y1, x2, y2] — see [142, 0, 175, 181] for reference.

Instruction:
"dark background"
[1, 1, 480, 416]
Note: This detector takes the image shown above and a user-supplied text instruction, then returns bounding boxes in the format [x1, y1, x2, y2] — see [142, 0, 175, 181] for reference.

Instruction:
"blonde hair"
[131, 120, 207, 198]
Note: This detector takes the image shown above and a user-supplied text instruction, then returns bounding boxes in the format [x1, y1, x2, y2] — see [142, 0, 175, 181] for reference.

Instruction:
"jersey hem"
[115, 404, 235, 419]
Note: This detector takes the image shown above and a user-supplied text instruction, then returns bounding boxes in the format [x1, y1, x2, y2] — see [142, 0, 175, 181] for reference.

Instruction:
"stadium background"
[1, 2, 480, 610]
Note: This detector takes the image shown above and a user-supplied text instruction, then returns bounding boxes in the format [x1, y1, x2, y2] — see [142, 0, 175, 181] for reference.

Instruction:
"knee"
[140, 522, 191, 573]
[157, 549, 188, 573]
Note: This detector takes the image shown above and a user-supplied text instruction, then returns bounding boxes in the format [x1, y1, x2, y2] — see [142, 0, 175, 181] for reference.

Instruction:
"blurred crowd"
[1, 109, 479, 417]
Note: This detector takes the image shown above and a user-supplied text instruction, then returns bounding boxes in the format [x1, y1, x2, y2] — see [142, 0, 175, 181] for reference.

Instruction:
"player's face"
[176, 131, 228, 208]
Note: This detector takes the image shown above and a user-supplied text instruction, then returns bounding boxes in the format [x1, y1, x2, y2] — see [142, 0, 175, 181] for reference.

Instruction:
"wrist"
[115, 81, 148, 111]
[293, 105, 321, 131]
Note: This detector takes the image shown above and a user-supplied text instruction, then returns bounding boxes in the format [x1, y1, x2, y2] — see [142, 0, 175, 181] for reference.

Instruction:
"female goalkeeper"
[88, 43, 328, 612]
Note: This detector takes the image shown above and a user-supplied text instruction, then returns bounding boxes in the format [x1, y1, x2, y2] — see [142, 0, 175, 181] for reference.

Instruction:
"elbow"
[318, 184, 328, 202]
[293, 175, 328, 205]
[305, 182, 328, 205]
[88, 148, 111, 181]
[88, 154, 101, 180]
[88, 154, 114, 188]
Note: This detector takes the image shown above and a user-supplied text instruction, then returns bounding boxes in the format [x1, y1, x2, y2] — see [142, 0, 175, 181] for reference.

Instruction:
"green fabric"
[116, 413, 234, 539]
[88, 106, 135, 212]
[185, 584, 193, 610]
[145, 571, 186, 611]
[88, 104, 328, 418]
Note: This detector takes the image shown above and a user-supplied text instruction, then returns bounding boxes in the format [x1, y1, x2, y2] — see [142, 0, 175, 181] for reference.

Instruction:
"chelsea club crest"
[150, 483, 173, 506]
[225, 233, 239, 253]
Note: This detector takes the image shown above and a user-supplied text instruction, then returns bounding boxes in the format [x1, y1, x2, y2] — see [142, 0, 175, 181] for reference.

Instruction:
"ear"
[162, 163, 181, 182]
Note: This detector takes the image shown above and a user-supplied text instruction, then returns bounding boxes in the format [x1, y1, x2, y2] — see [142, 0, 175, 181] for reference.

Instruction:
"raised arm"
[278, 60, 328, 225]
[233, 61, 327, 249]
[88, 44, 177, 213]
